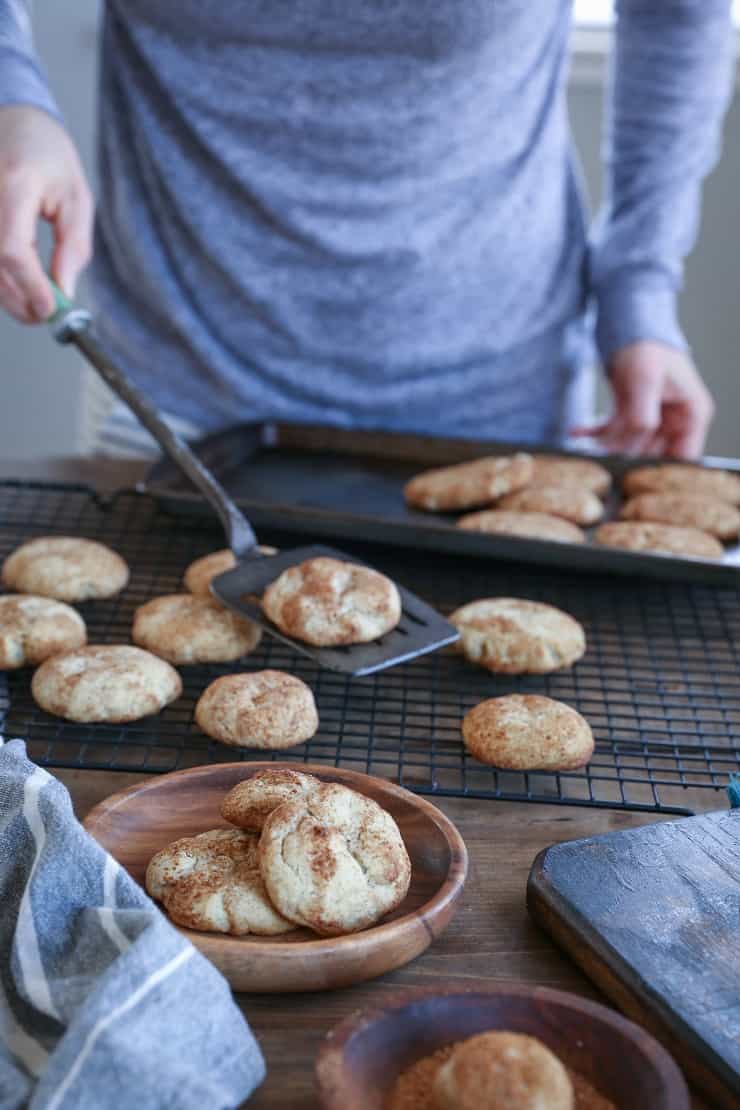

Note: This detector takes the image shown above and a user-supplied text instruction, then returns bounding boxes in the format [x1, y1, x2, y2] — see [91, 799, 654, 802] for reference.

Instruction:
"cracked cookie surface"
[132, 593, 261, 664]
[434, 1031, 574, 1110]
[462, 694, 594, 771]
[620, 492, 740, 540]
[2, 536, 129, 601]
[221, 768, 322, 831]
[456, 509, 586, 544]
[622, 463, 740, 504]
[594, 521, 723, 559]
[261, 556, 401, 646]
[183, 546, 277, 596]
[146, 828, 294, 935]
[0, 594, 86, 669]
[31, 644, 181, 722]
[195, 670, 319, 749]
[404, 453, 533, 512]
[530, 455, 612, 496]
[449, 598, 585, 674]
[259, 782, 411, 936]
[497, 485, 603, 526]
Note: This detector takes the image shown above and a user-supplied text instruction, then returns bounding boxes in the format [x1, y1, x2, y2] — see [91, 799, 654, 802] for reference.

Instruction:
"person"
[0, 2, 734, 458]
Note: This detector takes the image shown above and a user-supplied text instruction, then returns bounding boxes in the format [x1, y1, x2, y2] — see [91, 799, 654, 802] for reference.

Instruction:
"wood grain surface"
[315, 983, 690, 1109]
[82, 762, 468, 992]
[55, 767, 720, 1110]
[527, 810, 740, 1110]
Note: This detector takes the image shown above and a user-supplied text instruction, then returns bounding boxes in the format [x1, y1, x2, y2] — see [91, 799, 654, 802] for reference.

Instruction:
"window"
[574, 1, 740, 26]
[573, 0, 613, 25]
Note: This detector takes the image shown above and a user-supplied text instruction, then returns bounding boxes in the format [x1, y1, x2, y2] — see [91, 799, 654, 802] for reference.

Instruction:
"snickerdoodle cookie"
[0, 594, 86, 669]
[594, 521, 724, 560]
[145, 828, 293, 936]
[259, 782, 411, 936]
[449, 598, 585, 674]
[622, 463, 740, 504]
[404, 453, 533, 512]
[261, 556, 401, 646]
[195, 670, 319, 749]
[531, 455, 612, 497]
[456, 510, 585, 544]
[183, 546, 277, 597]
[31, 645, 181, 723]
[221, 768, 322, 831]
[497, 485, 603, 526]
[434, 1031, 574, 1110]
[620, 493, 740, 541]
[462, 694, 594, 771]
[132, 593, 261, 664]
[2, 537, 129, 601]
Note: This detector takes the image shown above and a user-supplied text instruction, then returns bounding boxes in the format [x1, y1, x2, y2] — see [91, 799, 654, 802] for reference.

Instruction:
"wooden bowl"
[315, 983, 690, 1109]
[83, 762, 467, 993]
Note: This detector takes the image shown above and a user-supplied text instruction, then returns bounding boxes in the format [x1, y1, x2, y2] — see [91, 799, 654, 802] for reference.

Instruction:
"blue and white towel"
[0, 738, 265, 1110]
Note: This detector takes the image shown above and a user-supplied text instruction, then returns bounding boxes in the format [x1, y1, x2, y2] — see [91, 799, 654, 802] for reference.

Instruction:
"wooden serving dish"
[83, 762, 467, 993]
[315, 983, 690, 1109]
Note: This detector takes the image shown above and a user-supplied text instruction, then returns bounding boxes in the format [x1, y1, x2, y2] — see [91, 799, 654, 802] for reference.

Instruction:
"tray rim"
[141, 421, 740, 587]
[83, 760, 469, 994]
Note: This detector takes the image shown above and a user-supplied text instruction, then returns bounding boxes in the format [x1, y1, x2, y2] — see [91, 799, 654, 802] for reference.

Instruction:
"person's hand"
[570, 340, 715, 459]
[0, 105, 93, 323]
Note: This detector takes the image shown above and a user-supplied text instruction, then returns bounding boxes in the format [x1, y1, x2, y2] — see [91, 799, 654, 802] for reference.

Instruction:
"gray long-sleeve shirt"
[0, 1, 734, 438]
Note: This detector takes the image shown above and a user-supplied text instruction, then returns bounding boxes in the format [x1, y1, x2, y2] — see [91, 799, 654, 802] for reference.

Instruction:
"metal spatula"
[47, 284, 458, 675]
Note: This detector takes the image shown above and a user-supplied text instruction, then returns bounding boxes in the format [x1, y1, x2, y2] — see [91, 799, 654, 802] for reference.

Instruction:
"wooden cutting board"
[527, 810, 740, 1109]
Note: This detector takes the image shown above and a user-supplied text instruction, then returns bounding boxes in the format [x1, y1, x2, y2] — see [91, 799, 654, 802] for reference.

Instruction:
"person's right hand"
[0, 105, 93, 323]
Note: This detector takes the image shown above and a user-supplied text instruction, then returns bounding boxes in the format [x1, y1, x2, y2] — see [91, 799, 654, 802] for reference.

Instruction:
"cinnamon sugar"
[384, 1041, 616, 1110]
[385, 1045, 455, 1110]
[570, 1070, 616, 1110]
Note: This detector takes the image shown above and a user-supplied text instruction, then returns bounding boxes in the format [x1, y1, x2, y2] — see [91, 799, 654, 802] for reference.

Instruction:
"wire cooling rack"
[1, 480, 739, 815]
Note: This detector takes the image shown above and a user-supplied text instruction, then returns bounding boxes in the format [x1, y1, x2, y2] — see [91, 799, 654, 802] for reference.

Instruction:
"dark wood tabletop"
[1, 458, 720, 1108]
[59, 767, 716, 1109]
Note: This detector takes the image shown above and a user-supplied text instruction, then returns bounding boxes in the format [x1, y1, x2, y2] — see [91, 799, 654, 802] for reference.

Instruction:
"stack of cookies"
[404, 452, 610, 544]
[404, 451, 739, 561]
[146, 768, 412, 938]
[595, 462, 740, 558]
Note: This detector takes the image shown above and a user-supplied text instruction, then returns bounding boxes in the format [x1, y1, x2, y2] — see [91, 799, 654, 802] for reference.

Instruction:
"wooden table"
[1, 459, 720, 1108]
[60, 769, 716, 1109]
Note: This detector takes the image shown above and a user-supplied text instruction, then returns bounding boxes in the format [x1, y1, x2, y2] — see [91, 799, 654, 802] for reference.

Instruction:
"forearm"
[0, 1, 60, 119]
[589, 0, 735, 363]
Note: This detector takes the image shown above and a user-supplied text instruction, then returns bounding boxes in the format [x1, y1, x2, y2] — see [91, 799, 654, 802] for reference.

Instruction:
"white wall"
[0, 0, 99, 459]
[0, 15, 739, 457]
[567, 60, 740, 457]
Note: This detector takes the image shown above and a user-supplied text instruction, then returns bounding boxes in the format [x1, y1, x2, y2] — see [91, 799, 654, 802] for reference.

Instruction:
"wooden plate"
[315, 983, 690, 1109]
[83, 762, 468, 993]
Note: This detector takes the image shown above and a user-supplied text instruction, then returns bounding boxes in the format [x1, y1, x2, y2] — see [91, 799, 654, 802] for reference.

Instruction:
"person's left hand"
[570, 340, 715, 459]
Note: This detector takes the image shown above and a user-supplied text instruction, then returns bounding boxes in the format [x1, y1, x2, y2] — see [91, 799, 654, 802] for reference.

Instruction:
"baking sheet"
[143, 423, 740, 585]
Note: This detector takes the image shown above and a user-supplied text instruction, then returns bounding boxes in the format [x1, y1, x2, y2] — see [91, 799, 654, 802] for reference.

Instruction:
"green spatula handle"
[48, 279, 72, 317]
[45, 278, 92, 340]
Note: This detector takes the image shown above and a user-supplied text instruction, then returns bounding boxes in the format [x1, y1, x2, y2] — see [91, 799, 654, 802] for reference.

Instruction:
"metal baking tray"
[143, 423, 740, 586]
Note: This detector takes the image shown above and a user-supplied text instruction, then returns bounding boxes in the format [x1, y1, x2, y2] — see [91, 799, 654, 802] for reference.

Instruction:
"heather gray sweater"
[0, 2, 734, 440]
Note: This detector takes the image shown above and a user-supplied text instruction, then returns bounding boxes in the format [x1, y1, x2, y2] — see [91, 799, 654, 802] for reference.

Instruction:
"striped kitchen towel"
[0, 738, 265, 1110]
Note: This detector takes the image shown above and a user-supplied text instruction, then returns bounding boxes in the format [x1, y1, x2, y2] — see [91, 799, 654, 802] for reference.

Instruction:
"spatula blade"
[210, 544, 458, 676]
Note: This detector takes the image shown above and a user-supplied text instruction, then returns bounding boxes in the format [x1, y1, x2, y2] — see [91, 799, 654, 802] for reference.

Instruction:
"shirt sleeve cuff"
[594, 269, 689, 368]
[0, 48, 62, 124]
